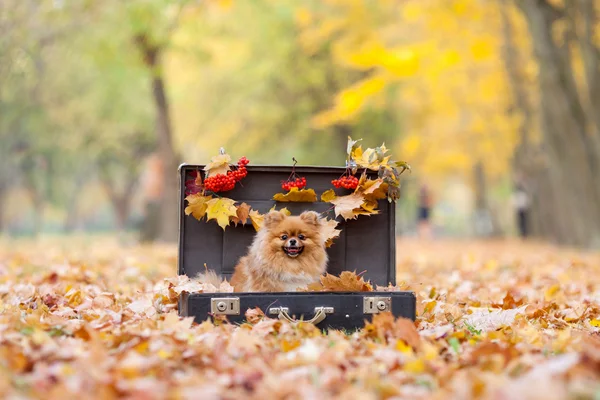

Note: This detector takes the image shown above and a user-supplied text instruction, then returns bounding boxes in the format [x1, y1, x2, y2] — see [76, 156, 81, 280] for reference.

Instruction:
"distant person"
[512, 182, 530, 238]
[417, 184, 433, 239]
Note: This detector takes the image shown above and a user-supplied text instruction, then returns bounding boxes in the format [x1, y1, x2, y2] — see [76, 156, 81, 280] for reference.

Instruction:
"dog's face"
[262, 210, 325, 259]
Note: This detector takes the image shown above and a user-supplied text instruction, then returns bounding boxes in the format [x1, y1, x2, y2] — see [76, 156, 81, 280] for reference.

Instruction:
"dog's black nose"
[289, 239, 297, 246]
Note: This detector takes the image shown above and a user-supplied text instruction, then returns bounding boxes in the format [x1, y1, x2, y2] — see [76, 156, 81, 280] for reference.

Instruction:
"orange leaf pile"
[1, 237, 600, 399]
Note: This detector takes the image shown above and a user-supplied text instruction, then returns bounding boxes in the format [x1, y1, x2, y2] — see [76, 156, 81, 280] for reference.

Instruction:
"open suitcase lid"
[177, 164, 396, 286]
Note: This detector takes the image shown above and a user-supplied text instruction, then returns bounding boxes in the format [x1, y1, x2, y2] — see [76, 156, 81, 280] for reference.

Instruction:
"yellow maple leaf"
[590, 319, 600, 328]
[230, 202, 250, 226]
[320, 189, 337, 203]
[249, 209, 264, 231]
[322, 219, 341, 248]
[272, 187, 317, 202]
[184, 194, 212, 221]
[330, 192, 365, 220]
[204, 153, 231, 177]
[205, 198, 237, 230]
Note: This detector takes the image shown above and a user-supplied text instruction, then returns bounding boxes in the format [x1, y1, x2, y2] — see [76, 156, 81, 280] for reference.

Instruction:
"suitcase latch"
[363, 297, 391, 314]
[210, 297, 240, 315]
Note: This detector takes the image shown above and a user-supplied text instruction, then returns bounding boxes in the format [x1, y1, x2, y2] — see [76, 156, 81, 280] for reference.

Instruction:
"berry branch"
[281, 157, 307, 191]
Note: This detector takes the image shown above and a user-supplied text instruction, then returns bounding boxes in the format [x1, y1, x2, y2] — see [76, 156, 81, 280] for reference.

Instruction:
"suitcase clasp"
[363, 297, 392, 314]
[210, 297, 240, 315]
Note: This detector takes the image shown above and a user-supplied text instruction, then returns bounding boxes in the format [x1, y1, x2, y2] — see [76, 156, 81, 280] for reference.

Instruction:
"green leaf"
[448, 337, 460, 354]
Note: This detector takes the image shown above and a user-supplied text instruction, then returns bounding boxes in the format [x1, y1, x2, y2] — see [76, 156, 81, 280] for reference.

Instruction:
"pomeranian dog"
[230, 210, 328, 292]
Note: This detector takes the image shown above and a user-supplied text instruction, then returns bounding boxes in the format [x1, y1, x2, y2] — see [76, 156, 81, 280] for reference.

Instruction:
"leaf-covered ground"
[1, 237, 600, 399]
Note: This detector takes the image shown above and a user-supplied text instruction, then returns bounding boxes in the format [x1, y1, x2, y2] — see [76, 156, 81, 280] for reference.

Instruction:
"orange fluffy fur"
[230, 210, 328, 292]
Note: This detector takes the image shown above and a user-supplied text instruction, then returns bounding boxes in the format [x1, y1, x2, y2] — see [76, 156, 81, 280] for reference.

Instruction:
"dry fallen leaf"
[272, 188, 317, 202]
[249, 209, 264, 231]
[230, 202, 251, 226]
[204, 153, 232, 177]
[320, 189, 337, 203]
[184, 194, 213, 220]
[305, 271, 373, 292]
[329, 193, 365, 220]
[322, 219, 341, 248]
[1, 238, 599, 399]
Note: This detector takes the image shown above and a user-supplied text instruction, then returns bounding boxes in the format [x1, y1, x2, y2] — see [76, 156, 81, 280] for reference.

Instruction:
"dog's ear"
[264, 210, 286, 228]
[300, 210, 322, 226]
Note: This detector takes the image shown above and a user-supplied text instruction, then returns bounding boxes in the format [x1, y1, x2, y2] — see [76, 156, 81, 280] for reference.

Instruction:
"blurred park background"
[1, 0, 600, 249]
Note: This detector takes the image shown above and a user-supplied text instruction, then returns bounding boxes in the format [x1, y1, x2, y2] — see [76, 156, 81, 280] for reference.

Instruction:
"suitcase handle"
[270, 306, 333, 325]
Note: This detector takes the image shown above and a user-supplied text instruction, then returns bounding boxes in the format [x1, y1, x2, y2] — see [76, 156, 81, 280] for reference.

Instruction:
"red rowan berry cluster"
[204, 157, 250, 193]
[280, 157, 308, 191]
[332, 175, 359, 189]
[281, 177, 306, 191]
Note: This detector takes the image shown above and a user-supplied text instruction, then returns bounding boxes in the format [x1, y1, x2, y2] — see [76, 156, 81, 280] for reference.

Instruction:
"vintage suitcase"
[177, 163, 416, 330]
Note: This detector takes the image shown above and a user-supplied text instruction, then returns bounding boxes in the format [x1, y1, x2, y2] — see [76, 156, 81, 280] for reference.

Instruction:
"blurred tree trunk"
[23, 175, 44, 238]
[517, 0, 600, 247]
[63, 173, 85, 233]
[98, 169, 137, 232]
[135, 34, 180, 243]
[500, 1, 552, 240]
[574, 0, 600, 138]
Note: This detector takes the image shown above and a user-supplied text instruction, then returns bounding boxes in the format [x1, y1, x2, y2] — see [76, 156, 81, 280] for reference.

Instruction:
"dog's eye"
[298, 234, 305, 240]
[281, 234, 288, 240]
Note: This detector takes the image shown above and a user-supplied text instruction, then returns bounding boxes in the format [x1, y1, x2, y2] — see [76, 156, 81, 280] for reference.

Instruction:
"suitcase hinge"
[363, 297, 391, 314]
[210, 297, 240, 315]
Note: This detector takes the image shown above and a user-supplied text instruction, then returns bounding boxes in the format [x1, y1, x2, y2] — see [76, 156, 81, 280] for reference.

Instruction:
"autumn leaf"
[360, 178, 383, 194]
[357, 178, 387, 204]
[269, 205, 292, 216]
[359, 199, 379, 213]
[346, 136, 362, 160]
[322, 219, 341, 248]
[364, 313, 420, 348]
[185, 170, 204, 195]
[205, 198, 237, 230]
[204, 153, 231, 177]
[320, 189, 337, 203]
[184, 194, 213, 221]
[272, 187, 317, 202]
[351, 145, 391, 171]
[249, 209, 264, 231]
[2, 234, 599, 397]
[329, 192, 365, 220]
[545, 284, 561, 301]
[311, 271, 373, 292]
[230, 202, 251, 226]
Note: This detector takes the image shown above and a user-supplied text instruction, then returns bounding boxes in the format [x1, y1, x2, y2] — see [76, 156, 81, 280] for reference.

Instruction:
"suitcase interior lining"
[179, 165, 396, 286]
